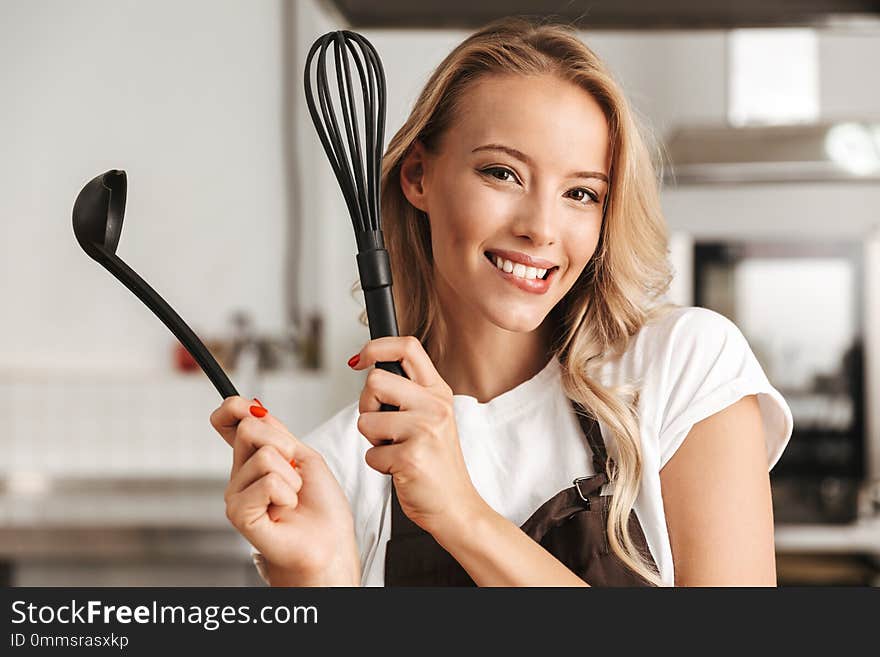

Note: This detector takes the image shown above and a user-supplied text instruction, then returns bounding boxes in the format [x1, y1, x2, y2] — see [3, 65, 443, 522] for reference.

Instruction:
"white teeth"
[490, 253, 550, 281]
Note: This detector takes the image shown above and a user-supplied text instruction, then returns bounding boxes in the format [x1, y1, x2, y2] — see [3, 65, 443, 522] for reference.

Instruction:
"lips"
[484, 248, 557, 270]
[484, 252, 559, 280]
[483, 252, 559, 295]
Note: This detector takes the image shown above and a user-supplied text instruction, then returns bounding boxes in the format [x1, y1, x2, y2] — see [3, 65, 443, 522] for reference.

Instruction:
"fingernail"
[249, 405, 268, 418]
[253, 397, 265, 408]
[289, 458, 298, 469]
[347, 353, 360, 368]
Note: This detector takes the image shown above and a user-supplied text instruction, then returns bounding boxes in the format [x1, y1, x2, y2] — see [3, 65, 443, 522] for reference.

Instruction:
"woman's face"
[400, 73, 610, 334]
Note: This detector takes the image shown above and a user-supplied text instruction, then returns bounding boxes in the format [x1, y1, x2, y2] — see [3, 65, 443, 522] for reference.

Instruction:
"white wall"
[0, 0, 292, 374]
[0, 0, 351, 477]
[819, 30, 880, 120]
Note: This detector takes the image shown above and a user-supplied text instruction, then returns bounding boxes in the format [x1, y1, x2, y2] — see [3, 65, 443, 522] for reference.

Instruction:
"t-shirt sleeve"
[251, 546, 270, 585]
[656, 307, 794, 471]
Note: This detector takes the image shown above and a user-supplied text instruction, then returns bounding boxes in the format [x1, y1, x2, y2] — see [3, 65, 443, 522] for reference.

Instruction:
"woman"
[210, 17, 793, 587]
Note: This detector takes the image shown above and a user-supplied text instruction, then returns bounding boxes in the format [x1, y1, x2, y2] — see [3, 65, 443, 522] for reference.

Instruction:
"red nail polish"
[347, 354, 360, 368]
[250, 405, 268, 418]
[289, 458, 298, 469]
[253, 397, 265, 408]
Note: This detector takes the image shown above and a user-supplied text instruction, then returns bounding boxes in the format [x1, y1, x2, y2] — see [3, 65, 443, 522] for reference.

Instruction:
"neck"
[430, 305, 556, 405]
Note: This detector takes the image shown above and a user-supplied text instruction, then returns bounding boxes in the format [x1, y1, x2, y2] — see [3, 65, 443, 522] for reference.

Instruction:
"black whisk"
[304, 31, 408, 413]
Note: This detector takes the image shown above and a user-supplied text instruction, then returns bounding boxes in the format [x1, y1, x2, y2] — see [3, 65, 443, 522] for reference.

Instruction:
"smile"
[484, 251, 559, 294]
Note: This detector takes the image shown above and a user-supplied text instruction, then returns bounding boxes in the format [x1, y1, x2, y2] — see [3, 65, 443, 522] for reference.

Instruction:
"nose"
[511, 187, 557, 247]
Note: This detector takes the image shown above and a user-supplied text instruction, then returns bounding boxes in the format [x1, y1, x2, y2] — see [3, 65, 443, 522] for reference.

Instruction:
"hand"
[351, 336, 486, 538]
[210, 396, 360, 586]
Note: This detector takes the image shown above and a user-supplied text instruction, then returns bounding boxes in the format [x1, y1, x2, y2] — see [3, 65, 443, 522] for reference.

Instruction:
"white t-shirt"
[253, 305, 794, 586]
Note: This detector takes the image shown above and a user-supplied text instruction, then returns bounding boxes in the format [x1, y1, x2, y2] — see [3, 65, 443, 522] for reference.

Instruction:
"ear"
[399, 140, 430, 214]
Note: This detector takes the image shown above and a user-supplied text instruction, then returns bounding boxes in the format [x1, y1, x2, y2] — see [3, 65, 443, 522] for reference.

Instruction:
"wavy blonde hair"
[355, 16, 680, 586]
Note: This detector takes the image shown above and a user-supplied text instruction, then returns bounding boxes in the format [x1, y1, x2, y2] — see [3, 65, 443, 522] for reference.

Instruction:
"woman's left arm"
[444, 395, 779, 587]
[659, 394, 777, 586]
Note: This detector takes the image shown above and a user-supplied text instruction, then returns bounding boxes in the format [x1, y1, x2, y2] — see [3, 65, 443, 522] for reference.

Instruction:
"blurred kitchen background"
[1, 0, 879, 586]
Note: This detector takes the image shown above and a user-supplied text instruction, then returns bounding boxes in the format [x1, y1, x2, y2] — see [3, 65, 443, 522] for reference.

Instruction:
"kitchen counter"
[775, 519, 880, 555]
[0, 476, 245, 559]
[0, 476, 231, 528]
[1, 476, 879, 585]
[0, 477, 256, 585]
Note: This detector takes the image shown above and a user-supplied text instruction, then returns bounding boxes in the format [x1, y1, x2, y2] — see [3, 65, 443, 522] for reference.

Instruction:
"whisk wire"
[347, 31, 387, 230]
[305, 31, 387, 234]
[343, 36, 377, 227]
[308, 36, 363, 231]
[367, 34, 386, 229]
[334, 33, 370, 231]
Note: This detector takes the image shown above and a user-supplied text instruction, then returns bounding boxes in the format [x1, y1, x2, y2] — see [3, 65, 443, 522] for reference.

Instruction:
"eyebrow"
[471, 143, 609, 183]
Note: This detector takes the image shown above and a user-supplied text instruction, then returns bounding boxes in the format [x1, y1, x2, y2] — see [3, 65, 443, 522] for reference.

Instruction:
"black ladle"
[72, 169, 238, 399]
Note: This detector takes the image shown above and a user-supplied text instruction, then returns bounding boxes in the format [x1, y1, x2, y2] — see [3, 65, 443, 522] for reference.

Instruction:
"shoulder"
[636, 305, 747, 358]
[618, 305, 792, 471]
[600, 305, 750, 388]
[630, 304, 769, 408]
[643, 305, 760, 390]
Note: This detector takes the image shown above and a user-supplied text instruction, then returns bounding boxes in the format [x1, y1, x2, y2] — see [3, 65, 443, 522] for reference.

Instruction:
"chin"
[484, 304, 549, 333]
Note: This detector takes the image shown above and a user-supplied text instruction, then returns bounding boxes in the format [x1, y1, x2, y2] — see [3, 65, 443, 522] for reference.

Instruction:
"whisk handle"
[356, 242, 409, 415]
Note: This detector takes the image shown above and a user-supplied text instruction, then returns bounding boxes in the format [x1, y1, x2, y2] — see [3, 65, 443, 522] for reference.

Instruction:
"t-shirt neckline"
[451, 356, 561, 421]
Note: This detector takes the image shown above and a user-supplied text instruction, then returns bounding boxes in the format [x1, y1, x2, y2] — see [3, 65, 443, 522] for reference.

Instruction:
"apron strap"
[569, 397, 611, 479]
[390, 480, 422, 537]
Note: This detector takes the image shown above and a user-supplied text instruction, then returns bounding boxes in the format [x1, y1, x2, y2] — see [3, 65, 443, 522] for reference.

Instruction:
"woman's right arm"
[210, 396, 362, 587]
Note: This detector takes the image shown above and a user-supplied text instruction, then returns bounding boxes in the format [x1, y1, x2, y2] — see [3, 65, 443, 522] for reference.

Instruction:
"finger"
[231, 415, 312, 476]
[227, 444, 303, 499]
[228, 471, 298, 529]
[364, 442, 407, 476]
[358, 367, 434, 415]
[210, 396, 293, 449]
[356, 408, 420, 446]
[248, 400, 295, 438]
[210, 395, 251, 447]
[248, 405, 309, 470]
[350, 336, 448, 392]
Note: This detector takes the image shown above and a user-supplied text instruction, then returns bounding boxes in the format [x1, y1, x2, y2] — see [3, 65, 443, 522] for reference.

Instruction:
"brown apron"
[384, 397, 659, 586]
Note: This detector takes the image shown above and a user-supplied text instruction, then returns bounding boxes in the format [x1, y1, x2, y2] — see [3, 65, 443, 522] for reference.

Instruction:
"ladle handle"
[99, 249, 238, 399]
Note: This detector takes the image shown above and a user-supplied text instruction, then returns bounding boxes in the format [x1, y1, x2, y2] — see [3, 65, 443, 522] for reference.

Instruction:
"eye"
[565, 188, 599, 206]
[479, 166, 521, 185]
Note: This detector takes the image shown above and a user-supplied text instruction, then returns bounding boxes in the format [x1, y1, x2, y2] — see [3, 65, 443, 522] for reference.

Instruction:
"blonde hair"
[358, 16, 680, 586]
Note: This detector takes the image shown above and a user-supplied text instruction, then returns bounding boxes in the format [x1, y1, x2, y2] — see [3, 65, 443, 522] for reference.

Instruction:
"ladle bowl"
[72, 169, 238, 399]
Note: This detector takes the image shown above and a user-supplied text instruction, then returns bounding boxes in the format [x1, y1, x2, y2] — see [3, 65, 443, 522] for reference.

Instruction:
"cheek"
[429, 176, 511, 252]
[563, 220, 603, 272]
